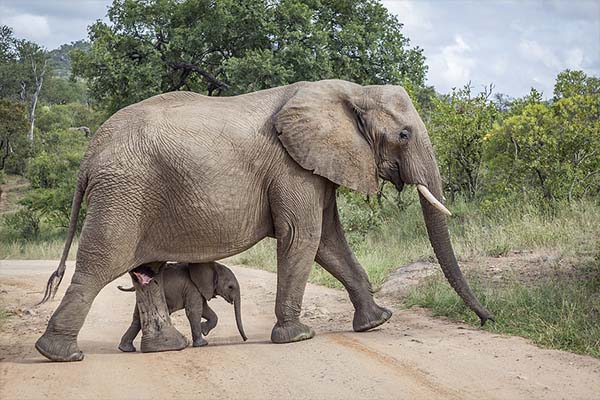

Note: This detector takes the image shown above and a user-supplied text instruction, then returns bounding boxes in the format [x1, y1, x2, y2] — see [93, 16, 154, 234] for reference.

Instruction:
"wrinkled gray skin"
[118, 261, 247, 352]
[36, 80, 492, 362]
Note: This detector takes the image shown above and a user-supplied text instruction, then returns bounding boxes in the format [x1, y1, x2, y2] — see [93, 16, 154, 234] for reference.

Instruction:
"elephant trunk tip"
[479, 314, 495, 326]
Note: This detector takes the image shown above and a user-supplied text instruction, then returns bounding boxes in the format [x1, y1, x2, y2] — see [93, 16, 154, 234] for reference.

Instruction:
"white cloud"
[0, 12, 51, 44]
[429, 35, 476, 91]
[381, 0, 433, 39]
[518, 39, 561, 70]
[565, 48, 584, 70]
[491, 57, 508, 75]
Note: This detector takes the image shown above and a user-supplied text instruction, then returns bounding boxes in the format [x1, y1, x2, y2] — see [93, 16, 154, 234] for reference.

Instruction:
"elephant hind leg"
[36, 267, 111, 362]
[36, 226, 140, 362]
[316, 195, 392, 332]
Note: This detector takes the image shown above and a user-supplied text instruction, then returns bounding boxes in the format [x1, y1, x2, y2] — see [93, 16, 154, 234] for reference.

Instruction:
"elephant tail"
[37, 174, 88, 305]
[117, 285, 136, 292]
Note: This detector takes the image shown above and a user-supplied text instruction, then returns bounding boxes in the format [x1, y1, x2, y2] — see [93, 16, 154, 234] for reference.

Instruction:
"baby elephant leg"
[118, 306, 141, 352]
[201, 299, 218, 336]
[185, 292, 207, 347]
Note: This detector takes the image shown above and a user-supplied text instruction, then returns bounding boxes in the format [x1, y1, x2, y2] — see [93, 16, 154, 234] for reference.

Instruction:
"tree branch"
[168, 62, 229, 93]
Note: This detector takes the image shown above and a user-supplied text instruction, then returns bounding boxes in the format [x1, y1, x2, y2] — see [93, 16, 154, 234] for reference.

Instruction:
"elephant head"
[189, 262, 248, 340]
[275, 80, 493, 325]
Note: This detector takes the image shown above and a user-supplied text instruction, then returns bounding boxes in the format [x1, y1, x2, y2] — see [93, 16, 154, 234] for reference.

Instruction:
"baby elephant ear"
[188, 263, 215, 300]
[275, 80, 379, 195]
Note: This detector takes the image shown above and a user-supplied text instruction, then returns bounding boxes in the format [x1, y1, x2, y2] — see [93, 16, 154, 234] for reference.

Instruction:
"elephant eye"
[399, 129, 410, 141]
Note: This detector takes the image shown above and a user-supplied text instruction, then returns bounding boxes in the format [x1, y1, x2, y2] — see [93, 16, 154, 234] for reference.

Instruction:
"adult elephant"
[36, 80, 493, 362]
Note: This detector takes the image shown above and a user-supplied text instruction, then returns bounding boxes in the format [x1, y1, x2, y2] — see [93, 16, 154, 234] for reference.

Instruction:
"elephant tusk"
[417, 185, 452, 217]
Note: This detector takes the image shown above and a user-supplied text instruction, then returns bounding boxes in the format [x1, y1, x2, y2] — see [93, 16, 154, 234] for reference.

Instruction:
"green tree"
[0, 25, 50, 141]
[486, 70, 600, 200]
[0, 100, 30, 174]
[72, 0, 427, 112]
[428, 83, 500, 200]
[553, 69, 600, 101]
[21, 129, 89, 228]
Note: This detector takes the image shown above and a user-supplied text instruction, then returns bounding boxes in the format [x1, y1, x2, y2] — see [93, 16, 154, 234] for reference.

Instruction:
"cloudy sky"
[1, 0, 598, 98]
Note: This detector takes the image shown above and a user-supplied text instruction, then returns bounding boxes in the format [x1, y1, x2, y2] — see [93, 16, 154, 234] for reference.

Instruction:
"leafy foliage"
[0, 100, 30, 174]
[71, 0, 427, 111]
[486, 72, 600, 200]
[2, 208, 41, 240]
[20, 129, 89, 228]
[428, 84, 500, 200]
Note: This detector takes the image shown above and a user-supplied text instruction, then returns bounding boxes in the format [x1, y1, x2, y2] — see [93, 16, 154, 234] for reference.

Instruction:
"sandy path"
[1, 260, 599, 399]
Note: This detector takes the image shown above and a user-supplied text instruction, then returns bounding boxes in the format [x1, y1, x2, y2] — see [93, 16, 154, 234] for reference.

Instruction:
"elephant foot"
[271, 321, 315, 343]
[353, 304, 392, 332]
[140, 325, 188, 353]
[118, 342, 136, 352]
[35, 331, 84, 362]
[201, 322, 213, 336]
[192, 337, 208, 347]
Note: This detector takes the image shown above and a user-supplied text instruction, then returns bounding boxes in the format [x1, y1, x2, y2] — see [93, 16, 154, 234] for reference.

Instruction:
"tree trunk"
[27, 58, 46, 142]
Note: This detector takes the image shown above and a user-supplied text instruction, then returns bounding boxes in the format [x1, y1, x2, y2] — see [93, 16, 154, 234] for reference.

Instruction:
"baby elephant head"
[189, 262, 247, 341]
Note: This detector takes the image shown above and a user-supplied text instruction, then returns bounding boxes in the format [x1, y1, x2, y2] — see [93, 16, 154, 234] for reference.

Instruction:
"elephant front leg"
[201, 300, 218, 336]
[133, 264, 189, 353]
[270, 188, 323, 343]
[316, 195, 392, 332]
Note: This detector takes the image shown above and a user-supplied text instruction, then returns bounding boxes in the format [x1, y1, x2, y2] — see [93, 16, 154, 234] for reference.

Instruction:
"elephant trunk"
[417, 177, 494, 325]
[234, 296, 248, 341]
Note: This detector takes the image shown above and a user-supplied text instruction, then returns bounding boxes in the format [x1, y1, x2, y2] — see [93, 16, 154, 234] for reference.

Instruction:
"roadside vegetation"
[1, 1, 598, 357]
[405, 260, 600, 357]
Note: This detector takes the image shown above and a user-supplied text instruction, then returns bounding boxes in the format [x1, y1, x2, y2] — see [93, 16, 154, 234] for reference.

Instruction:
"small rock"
[379, 261, 437, 298]
[24, 308, 36, 316]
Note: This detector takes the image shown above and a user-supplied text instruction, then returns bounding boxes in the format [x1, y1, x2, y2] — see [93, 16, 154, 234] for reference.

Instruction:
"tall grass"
[405, 260, 600, 357]
[0, 239, 77, 260]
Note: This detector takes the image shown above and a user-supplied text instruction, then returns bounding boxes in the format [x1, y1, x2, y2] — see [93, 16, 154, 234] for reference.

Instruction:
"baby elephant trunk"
[234, 296, 247, 341]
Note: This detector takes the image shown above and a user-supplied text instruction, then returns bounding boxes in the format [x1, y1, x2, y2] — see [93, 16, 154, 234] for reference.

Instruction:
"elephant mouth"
[131, 265, 156, 286]
[393, 163, 405, 192]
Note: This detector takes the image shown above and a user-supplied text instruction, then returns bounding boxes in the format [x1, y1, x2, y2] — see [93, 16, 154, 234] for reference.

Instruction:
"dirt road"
[1, 260, 599, 399]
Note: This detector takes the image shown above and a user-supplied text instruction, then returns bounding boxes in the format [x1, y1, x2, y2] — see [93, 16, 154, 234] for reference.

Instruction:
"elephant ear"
[188, 263, 216, 300]
[274, 80, 379, 195]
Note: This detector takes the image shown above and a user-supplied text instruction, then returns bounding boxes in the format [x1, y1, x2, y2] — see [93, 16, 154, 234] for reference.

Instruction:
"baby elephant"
[118, 261, 247, 352]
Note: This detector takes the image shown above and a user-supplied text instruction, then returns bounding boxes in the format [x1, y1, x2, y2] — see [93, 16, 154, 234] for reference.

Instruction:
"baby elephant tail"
[117, 285, 136, 292]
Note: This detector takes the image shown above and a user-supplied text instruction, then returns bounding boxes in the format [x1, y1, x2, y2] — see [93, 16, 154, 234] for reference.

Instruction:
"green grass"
[0, 238, 77, 260]
[405, 260, 600, 358]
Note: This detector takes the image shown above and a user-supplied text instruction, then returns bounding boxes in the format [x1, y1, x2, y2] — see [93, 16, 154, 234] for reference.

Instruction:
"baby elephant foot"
[192, 337, 208, 347]
[201, 322, 211, 336]
[271, 321, 315, 344]
[118, 342, 136, 352]
[35, 331, 84, 362]
[353, 303, 392, 332]
[140, 325, 189, 353]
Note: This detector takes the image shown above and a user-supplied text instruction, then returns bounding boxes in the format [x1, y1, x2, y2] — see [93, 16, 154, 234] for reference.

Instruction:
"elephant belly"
[140, 181, 274, 263]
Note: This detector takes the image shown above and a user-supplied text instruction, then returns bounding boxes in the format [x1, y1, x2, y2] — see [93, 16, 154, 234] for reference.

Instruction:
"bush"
[2, 209, 41, 240]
